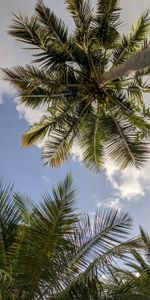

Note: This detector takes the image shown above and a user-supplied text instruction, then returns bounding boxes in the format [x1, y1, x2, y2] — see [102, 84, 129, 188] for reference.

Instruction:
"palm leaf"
[3, 65, 68, 108]
[42, 128, 75, 167]
[13, 174, 78, 297]
[0, 179, 23, 252]
[36, 0, 69, 44]
[113, 10, 150, 65]
[79, 106, 104, 171]
[65, 0, 92, 32]
[71, 209, 133, 271]
[55, 208, 140, 299]
[104, 109, 150, 169]
[92, 0, 121, 47]
[8, 14, 72, 70]
[22, 115, 53, 147]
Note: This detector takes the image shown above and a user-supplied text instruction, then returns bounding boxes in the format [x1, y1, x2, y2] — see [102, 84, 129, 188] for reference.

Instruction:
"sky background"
[0, 0, 150, 234]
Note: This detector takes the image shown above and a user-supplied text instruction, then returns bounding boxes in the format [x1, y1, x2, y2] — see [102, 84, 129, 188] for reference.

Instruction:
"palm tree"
[96, 228, 150, 299]
[0, 175, 140, 299]
[122, 228, 150, 298]
[3, 0, 150, 171]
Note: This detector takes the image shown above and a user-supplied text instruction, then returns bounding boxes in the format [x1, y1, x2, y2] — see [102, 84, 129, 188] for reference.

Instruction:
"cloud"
[0, 94, 4, 105]
[71, 143, 83, 162]
[15, 100, 45, 125]
[106, 198, 122, 211]
[104, 157, 150, 200]
[91, 191, 122, 211]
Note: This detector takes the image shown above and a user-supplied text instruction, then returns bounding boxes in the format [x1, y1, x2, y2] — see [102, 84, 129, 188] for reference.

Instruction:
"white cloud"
[15, 100, 45, 125]
[71, 143, 83, 162]
[104, 157, 150, 200]
[107, 198, 122, 211]
[91, 192, 122, 211]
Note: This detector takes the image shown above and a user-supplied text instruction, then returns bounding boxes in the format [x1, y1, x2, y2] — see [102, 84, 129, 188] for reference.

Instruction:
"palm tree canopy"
[0, 175, 141, 299]
[101, 228, 150, 299]
[3, 0, 150, 171]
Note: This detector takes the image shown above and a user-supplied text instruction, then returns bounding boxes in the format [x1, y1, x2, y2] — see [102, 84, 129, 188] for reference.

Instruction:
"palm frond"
[22, 115, 53, 147]
[42, 97, 93, 167]
[13, 193, 33, 225]
[79, 106, 104, 172]
[3, 65, 68, 108]
[14, 174, 78, 297]
[104, 109, 150, 169]
[56, 208, 140, 299]
[8, 14, 40, 46]
[55, 276, 102, 300]
[72, 209, 132, 270]
[65, 0, 92, 32]
[8, 14, 72, 69]
[113, 10, 150, 65]
[42, 128, 75, 167]
[36, 0, 69, 44]
[92, 0, 121, 47]
[22, 97, 80, 147]
[0, 179, 23, 252]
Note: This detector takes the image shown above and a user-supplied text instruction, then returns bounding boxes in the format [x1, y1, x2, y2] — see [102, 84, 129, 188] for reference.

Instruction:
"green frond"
[14, 174, 78, 297]
[74, 209, 132, 265]
[65, 0, 93, 32]
[8, 14, 72, 69]
[92, 0, 121, 47]
[36, 0, 69, 44]
[3, 65, 67, 108]
[42, 98, 93, 167]
[22, 115, 52, 147]
[140, 227, 150, 248]
[13, 193, 33, 225]
[127, 84, 144, 109]
[129, 115, 150, 140]
[0, 269, 13, 300]
[79, 106, 104, 172]
[55, 208, 136, 299]
[55, 276, 102, 300]
[113, 10, 150, 65]
[129, 250, 149, 273]
[104, 110, 150, 169]
[22, 98, 81, 147]
[35, 1, 94, 70]
[8, 14, 40, 46]
[0, 179, 23, 252]
[42, 128, 75, 167]
[38, 173, 78, 231]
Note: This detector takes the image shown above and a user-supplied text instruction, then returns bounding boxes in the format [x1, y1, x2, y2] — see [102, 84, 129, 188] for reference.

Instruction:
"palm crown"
[0, 175, 139, 299]
[3, 0, 150, 171]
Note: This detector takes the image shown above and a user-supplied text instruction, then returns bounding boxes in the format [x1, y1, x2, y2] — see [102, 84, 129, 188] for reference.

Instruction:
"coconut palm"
[122, 228, 150, 298]
[3, 0, 150, 171]
[95, 228, 150, 300]
[0, 175, 141, 299]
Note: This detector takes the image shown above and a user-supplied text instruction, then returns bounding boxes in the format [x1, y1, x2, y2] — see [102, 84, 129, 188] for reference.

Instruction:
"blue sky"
[0, 0, 150, 233]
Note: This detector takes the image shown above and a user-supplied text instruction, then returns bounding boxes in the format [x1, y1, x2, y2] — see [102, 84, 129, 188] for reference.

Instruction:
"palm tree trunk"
[99, 47, 150, 86]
